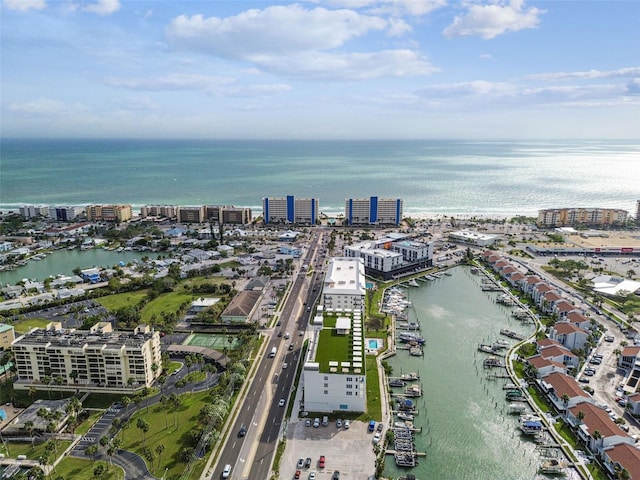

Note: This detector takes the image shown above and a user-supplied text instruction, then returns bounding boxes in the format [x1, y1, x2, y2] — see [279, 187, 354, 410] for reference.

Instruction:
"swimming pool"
[367, 339, 382, 349]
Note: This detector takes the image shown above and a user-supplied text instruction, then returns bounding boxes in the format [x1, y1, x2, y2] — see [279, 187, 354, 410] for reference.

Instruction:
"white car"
[336, 419, 342, 428]
[222, 464, 232, 478]
[343, 420, 350, 429]
[372, 432, 382, 444]
[278, 398, 285, 407]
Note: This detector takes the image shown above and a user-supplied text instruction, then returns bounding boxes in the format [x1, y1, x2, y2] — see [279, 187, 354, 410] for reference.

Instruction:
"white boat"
[407, 279, 420, 287]
[507, 403, 527, 414]
[400, 372, 420, 381]
[397, 412, 414, 421]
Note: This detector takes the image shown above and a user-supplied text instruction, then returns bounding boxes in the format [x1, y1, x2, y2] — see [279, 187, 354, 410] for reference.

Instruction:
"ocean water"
[1, 138, 638, 217]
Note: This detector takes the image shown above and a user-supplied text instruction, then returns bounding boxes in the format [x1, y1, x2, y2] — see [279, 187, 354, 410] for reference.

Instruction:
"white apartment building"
[262, 196, 318, 224]
[344, 233, 433, 280]
[303, 314, 366, 413]
[19, 204, 50, 219]
[12, 322, 162, 393]
[345, 197, 403, 226]
[322, 257, 366, 314]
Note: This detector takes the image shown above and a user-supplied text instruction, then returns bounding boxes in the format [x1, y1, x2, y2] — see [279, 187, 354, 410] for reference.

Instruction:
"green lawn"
[5, 440, 71, 460]
[54, 456, 123, 480]
[97, 290, 149, 311]
[117, 390, 210, 480]
[11, 317, 49, 334]
[140, 291, 196, 323]
[314, 329, 352, 369]
[365, 355, 382, 421]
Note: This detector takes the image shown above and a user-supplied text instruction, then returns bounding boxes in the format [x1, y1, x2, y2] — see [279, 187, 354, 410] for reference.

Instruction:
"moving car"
[238, 424, 247, 437]
[278, 398, 285, 407]
[222, 464, 232, 478]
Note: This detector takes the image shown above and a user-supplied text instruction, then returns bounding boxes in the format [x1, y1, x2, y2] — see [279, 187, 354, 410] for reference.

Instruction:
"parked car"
[318, 456, 325, 468]
[305, 418, 311, 427]
[297, 458, 305, 469]
[332, 471, 340, 480]
[313, 418, 320, 428]
[294, 470, 301, 479]
[336, 419, 342, 428]
[578, 377, 590, 383]
[305, 457, 312, 468]
[377, 423, 383, 432]
[373, 432, 382, 444]
[605, 335, 615, 342]
[368, 420, 376, 432]
[308, 472, 317, 480]
[343, 420, 350, 429]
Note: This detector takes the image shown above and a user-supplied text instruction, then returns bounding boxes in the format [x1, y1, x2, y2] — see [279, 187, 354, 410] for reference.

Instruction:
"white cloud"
[9, 98, 88, 115]
[527, 66, 640, 81]
[166, 5, 388, 58]
[104, 73, 234, 93]
[443, 0, 544, 39]
[323, 0, 446, 16]
[110, 95, 158, 111]
[221, 83, 293, 97]
[416, 80, 517, 98]
[257, 49, 437, 80]
[83, 0, 120, 16]
[3, 0, 46, 11]
[479, 53, 493, 60]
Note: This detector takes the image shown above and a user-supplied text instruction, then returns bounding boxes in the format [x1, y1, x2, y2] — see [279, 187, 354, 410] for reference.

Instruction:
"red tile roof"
[605, 443, 640, 480]
[569, 402, 627, 439]
[545, 372, 590, 400]
[553, 322, 587, 335]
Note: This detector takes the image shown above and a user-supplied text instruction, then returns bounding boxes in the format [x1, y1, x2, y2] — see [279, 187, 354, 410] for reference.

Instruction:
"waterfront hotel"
[303, 257, 367, 413]
[12, 322, 162, 393]
[345, 197, 403, 226]
[262, 196, 318, 224]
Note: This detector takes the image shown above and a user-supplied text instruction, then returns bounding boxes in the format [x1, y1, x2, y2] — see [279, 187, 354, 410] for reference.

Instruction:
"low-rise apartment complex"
[537, 207, 628, 227]
[12, 322, 162, 393]
[344, 233, 433, 280]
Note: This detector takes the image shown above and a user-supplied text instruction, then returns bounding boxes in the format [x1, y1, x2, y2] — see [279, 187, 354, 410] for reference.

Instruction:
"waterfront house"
[602, 443, 640, 480]
[539, 372, 593, 413]
[625, 392, 640, 416]
[1, 285, 23, 299]
[540, 291, 563, 314]
[527, 355, 567, 378]
[567, 402, 633, 455]
[537, 340, 579, 368]
[565, 311, 593, 331]
[554, 300, 578, 319]
[522, 276, 545, 297]
[80, 268, 101, 284]
[549, 322, 589, 351]
[506, 271, 526, 288]
[531, 283, 555, 306]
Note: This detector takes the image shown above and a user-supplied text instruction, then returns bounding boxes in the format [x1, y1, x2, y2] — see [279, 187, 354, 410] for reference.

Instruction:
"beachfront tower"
[345, 197, 403, 226]
[262, 196, 318, 224]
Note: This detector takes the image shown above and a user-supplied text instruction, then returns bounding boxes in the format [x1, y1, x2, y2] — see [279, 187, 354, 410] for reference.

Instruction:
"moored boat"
[389, 378, 405, 387]
[400, 372, 420, 381]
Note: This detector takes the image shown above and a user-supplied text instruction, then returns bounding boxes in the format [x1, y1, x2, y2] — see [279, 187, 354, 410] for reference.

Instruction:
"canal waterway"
[0, 249, 159, 285]
[383, 266, 566, 480]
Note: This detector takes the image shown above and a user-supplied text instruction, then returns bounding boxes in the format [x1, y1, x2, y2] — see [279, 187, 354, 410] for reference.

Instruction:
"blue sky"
[1, 0, 639, 139]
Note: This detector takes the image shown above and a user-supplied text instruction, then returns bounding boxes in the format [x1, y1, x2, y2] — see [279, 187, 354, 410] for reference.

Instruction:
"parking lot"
[280, 418, 377, 480]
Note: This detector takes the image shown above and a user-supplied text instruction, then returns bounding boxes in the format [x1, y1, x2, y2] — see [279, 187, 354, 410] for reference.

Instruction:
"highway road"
[212, 230, 326, 480]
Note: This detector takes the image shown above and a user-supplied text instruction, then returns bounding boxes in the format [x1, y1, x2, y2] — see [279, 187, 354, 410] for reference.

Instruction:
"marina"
[383, 266, 570, 480]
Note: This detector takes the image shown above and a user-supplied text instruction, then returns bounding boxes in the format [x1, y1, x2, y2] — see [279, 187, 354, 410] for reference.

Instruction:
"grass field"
[97, 290, 149, 311]
[140, 291, 195, 323]
[184, 333, 242, 350]
[11, 317, 49, 334]
[118, 390, 210, 480]
[6, 440, 71, 460]
[54, 456, 123, 480]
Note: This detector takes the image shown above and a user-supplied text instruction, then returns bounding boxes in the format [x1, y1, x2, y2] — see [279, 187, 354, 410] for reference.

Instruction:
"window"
[346, 384, 352, 389]
[346, 391, 352, 396]
[324, 383, 328, 387]
[324, 390, 328, 395]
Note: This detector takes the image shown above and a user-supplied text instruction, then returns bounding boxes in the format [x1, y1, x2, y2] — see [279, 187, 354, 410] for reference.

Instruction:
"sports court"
[183, 333, 242, 350]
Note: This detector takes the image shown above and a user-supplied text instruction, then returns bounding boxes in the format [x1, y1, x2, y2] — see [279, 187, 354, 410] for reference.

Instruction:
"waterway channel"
[383, 266, 573, 480]
[0, 248, 159, 285]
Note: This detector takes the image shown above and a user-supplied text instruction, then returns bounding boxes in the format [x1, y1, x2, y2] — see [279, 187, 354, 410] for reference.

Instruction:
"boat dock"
[499, 328, 525, 340]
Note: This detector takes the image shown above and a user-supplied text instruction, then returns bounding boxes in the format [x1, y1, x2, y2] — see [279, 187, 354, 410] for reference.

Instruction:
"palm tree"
[159, 395, 169, 429]
[155, 443, 165, 469]
[23, 421, 35, 447]
[54, 375, 65, 398]
[85, 444, 98, 462]
[42, 376, 52, 400]
[136, 418, 150, 447]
